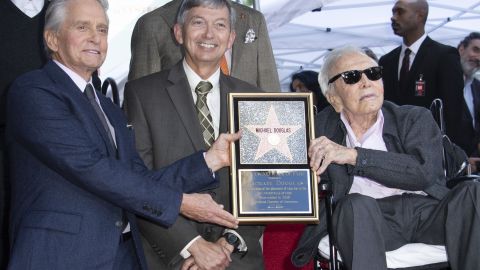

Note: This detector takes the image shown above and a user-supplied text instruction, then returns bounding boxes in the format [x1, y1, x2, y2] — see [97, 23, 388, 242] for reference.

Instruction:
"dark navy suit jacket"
[6, 61, 218, 269]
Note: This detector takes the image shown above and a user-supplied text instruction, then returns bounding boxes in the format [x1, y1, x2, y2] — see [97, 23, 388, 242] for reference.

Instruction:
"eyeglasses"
[328, 66, 383, 85]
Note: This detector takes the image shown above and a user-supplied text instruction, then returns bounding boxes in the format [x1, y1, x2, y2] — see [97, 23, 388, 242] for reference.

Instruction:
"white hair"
[318, 46, 369, 96]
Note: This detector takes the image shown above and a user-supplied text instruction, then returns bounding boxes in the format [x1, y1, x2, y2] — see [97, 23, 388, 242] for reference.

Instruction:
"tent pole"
[253, 0, 260, 11]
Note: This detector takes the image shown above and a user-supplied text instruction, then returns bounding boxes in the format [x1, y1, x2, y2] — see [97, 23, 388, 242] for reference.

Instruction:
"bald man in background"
[379, 0, 464, 148]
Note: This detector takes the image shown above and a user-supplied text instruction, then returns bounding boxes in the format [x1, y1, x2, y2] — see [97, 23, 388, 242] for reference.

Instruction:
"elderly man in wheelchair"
[291, 46, 480, 270]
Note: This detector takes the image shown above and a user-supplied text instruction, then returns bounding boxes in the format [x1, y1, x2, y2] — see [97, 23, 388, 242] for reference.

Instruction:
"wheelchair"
[314, 99, 480, 270]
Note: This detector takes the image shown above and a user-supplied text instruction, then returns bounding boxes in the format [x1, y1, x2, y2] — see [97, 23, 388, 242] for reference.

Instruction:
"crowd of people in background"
[0, 0, 479, 269]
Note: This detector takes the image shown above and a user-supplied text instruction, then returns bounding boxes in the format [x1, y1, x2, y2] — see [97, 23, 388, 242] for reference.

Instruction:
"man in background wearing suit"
[6, 0, 240, 269]
[379, 0, 464, 148]
[0, 1, 49, 265]
[124, 0, 264, 269]
[128, 0, 280, 92]
[458, 32, 480, 169]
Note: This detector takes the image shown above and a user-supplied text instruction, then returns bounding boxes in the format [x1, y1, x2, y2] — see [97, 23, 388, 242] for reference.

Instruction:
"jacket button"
[115, 221, 124, 228]
[361, 159, 367, 165]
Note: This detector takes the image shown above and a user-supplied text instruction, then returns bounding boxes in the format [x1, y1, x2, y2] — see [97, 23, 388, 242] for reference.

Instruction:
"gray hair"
[44, 0, 109, 56]
[176, 0, 236, 31]
[318, 46, 370, 96]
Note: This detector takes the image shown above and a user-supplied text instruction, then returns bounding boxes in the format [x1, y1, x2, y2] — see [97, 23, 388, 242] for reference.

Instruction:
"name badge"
[415, 74, 426, 96]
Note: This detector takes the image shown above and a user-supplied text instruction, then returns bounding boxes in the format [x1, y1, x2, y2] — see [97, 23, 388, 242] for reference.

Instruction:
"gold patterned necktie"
[195, 81, 215, 147]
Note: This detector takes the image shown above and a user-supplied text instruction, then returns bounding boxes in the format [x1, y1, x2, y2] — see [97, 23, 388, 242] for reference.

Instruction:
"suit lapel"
[471, 79, 480, 111]
[230, 6, 249, 75]
[462, 91, 474, 128]
[219, 74, 232, 133]
[385, 47, 402, 100]
[391, 47, 401, 82]
[44, 61, 117, 157]
[98, 95, 127, 158]
[327, 117, 351, 197]
[471, 79, 480, 131]
[166, 63, 206, 151]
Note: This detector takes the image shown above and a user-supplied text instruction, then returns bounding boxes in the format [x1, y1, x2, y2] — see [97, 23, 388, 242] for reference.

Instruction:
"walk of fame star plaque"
[228, 93, 319, 224]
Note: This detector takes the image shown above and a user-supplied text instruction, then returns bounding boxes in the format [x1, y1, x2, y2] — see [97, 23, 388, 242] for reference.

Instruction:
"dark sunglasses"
[328, 66, 383, 85]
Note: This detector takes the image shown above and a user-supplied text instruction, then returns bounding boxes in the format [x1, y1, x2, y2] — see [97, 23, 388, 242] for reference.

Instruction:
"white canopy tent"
[262, 0, 480, 89]
[100, 0, 480, 96]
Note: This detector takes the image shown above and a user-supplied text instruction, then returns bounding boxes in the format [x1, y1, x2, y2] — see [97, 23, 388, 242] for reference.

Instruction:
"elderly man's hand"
[184, 237, 232, 270]
[204, 131, 242, 172]
[309, 136, 358, 175]
[180, 193, 238, 229]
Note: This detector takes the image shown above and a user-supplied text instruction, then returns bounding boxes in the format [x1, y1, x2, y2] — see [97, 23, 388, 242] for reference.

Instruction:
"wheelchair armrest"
[446, 175, 480, 189]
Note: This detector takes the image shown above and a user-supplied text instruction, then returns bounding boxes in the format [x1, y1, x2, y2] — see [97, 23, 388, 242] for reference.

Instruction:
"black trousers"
[332, 182, 480, 270]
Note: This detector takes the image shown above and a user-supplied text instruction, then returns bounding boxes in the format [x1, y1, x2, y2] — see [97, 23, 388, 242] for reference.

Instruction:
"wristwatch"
[223, 232, 240, 250]
[222, 232, 248, 256]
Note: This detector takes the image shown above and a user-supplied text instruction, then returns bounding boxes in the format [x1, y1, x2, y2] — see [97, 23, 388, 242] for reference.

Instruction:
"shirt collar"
[465, 77, 474, 87]
[182, 59, 220, 93]
[11, 0, 44, 17]
[340, 110, 384, 145]
[402, 33, 427, 56]
[53, 60, 92, 93]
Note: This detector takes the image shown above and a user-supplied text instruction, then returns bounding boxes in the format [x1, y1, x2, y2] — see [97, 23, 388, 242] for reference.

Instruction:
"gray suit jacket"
[128, 0, 280, 92]
[124, 61, 265, 269]
[291, 101, 449, 267]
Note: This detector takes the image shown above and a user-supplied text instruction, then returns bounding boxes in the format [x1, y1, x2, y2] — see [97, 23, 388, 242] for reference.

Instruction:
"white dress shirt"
[11, 0, 44, 18]
[464, 77, 475, 127]
[397, 33, 428, 79]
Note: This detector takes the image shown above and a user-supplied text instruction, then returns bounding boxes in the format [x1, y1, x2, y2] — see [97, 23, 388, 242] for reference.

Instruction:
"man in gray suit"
[124, 0, 264, 269]
[128, 0, 280, 92]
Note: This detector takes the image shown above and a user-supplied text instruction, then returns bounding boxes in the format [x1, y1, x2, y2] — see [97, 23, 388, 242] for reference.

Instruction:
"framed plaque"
[228, 93, 319, 224]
